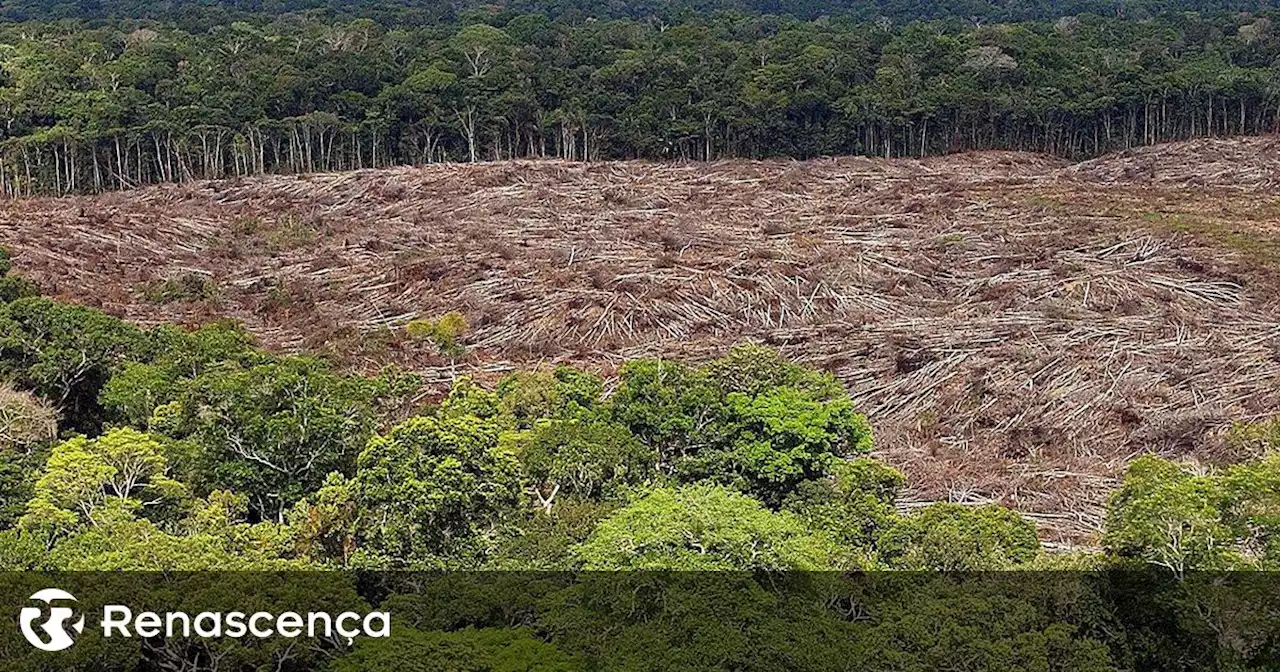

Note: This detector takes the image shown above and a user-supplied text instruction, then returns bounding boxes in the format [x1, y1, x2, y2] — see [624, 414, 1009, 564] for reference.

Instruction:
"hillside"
[4, 136, 1280, 545]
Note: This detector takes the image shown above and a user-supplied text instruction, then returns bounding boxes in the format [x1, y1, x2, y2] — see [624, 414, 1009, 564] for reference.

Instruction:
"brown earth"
[4, 136, 1280, 547]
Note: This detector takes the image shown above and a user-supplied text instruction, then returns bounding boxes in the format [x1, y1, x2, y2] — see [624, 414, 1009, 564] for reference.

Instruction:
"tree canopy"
[0, 7, 1273, 195]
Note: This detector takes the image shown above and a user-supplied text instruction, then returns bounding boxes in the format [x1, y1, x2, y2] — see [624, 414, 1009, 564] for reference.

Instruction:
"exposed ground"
[4, 136, 1280, 546]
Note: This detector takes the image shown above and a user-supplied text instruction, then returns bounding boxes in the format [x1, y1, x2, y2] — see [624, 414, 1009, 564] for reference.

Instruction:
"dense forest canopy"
[0, 4, 1272, 194]
[1, 0, 1277, 25]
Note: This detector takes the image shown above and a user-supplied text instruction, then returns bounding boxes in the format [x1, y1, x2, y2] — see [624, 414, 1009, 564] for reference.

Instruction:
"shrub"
[486, 498, 618, 570]
[0, 246, 40, 303]
[717, 385, 873, 507]
[608, 358, 716, 456]
[406, 310, 468, 355]
[138, 272, 218, 304]
[0, 275, 40, 303]
[1226, 417, 1280, 456]
[702, 343, 846, 400]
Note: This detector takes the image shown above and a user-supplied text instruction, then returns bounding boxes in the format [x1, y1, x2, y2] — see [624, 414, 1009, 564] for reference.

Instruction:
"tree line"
[2, 0, 1274, 27]
[0, 8, 1277, 195]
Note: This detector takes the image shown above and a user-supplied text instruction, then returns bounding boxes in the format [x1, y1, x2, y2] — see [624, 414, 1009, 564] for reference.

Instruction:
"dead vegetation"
[4, 136, 1280, 546]
[1067, 136, 1280, 189]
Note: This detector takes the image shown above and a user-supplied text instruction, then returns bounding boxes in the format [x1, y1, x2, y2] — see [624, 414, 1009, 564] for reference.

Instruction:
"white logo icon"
[19, 588, 85, 651]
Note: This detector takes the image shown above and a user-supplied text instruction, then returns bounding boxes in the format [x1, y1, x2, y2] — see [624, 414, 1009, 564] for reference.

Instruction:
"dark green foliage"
[608, 358, 718, 457]
[715, 384, 872, 507]
[0, 293, 1060, 579]
[439, 376, 504, 420]
[155, 356, 387, 522]
[538, 573, 847, 671]
[0, 447, 43, 529]
[493, 367, 655, 510]
[830, 457, 906, 502]
[0, 297, 146, 432]
[0, 276, 40, 303]
[100, 320, 267, 427]
[1104, 456, 1233, 572]
[487, 498, 619, 570]
[3, 0, 1270, 25]
[512, 415, 657, 504]
[842, 575, 1117, 672]
[0, 247, 39, 303]
[0, 528, 56, 571]
[0, 9, 1277, 197]
[533, 571, 1122, 672]
[333, 627, 582, 672]
[703, 344, 847, 401]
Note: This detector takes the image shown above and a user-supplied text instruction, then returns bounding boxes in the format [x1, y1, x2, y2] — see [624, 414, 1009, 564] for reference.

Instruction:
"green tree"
[0, 384, 57, 526]
[333, 627, 581, 672]
[716, 385, 872, 507]
[879, 503, 1040, 570]
[0, 297, 145, 431]
[100, 320, 266, 427]
[1103, 456, 1240, 573]
[495, 366, 604, 428]
[1103, 454, 1280, 572]
[610, 345, 873, 506]
[155, 356, 383, 521]
[785, 458, 905, 568]
[509, 414, 656, 511]
[574, 484, 835, 570]
[325, 413, 525, 567]
[486, 498, 618, 570]
[47, 491, 302, 570]
[19, 427, 185, 541]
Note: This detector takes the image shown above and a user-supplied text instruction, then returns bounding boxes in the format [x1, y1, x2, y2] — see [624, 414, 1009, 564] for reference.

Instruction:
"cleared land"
[3, 137, 1280, 546]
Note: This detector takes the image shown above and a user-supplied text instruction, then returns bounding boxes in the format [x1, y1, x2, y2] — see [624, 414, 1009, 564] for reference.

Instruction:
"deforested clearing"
[5, 136, 1280, 546]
